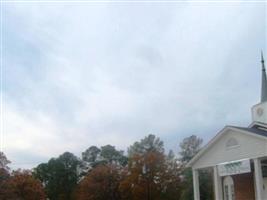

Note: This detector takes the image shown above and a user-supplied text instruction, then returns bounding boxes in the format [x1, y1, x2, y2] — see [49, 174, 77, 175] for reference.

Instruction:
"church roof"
[229, 124, 267, 138]
[186, 124, 267, 168]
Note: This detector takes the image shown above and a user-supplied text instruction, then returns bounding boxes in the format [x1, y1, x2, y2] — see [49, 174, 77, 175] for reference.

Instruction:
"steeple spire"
[261, 51, 267, 102]
[251, 52, 267, 124]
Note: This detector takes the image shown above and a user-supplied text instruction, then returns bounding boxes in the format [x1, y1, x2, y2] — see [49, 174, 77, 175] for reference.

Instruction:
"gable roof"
[186, 124, 267, 168]
[229, 125, 267, 138]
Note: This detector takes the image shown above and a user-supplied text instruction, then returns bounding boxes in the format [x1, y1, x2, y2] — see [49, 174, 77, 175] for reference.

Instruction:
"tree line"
[0, 134, 213, 200]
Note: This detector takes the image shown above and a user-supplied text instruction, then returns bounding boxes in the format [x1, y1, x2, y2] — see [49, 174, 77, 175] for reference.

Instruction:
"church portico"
[192, 157, 267, 200]
[188, 53, 267, 200]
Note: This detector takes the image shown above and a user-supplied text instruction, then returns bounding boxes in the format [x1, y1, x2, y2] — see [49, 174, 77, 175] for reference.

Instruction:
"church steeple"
[261, 51, 267, 102]
[252, 51, 267, 124]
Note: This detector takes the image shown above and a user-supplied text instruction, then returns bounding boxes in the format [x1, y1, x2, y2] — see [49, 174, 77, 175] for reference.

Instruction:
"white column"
[254, 158, 263, 200]
[213, 166, 223, 200]
[193, 168, 200, 200]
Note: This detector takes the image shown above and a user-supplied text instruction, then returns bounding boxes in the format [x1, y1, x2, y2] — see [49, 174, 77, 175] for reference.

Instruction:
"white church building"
[187, 54, 267, 200]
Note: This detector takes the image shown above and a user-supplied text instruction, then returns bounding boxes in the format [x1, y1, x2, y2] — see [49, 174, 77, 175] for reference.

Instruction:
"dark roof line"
[229, 124, 267, 138]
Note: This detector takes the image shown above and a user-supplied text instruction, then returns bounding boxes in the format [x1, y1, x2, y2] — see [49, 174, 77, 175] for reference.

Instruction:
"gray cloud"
[2, 2, 266, 169]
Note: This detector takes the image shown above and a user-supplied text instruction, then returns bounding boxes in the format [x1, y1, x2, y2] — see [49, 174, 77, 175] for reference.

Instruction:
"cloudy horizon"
[1, 1, 266, 169]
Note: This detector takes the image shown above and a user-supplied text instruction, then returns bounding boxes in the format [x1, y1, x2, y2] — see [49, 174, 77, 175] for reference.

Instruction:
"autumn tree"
[76, 145, 128, 199]
[120, 151, 165, 200]
[0, 152, 10, 199]
[120, 134, 182, 200]
[34, 152, 82, 200]
[1, 170, 46, 200]
[75, 164, 122, 200]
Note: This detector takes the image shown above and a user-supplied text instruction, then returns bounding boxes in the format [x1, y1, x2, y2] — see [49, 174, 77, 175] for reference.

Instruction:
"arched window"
[223, 176, 235, 200]
[226, 137, 239, 148]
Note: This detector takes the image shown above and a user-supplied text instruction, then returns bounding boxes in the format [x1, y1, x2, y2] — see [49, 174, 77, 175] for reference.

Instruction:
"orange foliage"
[75, 164, 122, 200]
[119, 151, 166, 200]
[1, 170, 46, 200]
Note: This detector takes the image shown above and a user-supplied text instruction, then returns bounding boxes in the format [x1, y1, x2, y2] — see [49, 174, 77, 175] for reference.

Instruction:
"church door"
[223, 176, 235, 200]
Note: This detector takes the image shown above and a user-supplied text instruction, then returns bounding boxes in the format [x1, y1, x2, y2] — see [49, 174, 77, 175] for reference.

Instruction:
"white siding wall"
[193, 130, 267, 169]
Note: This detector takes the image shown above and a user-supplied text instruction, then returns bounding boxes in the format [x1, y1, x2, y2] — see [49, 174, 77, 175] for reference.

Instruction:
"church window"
[226, 137, 239, 149]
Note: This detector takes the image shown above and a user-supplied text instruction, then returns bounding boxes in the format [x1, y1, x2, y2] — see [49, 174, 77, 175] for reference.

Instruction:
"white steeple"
[252, 52, 267, 124]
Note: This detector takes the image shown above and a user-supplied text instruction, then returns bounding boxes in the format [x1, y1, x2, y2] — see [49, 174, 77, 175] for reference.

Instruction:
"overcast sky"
[2, 1, 266, 169]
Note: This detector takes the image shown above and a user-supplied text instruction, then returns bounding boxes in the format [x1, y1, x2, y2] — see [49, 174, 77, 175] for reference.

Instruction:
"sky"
[1, 1, 266, 169]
